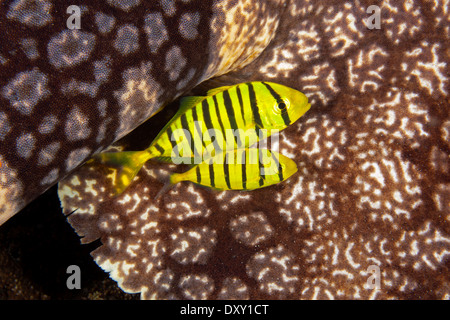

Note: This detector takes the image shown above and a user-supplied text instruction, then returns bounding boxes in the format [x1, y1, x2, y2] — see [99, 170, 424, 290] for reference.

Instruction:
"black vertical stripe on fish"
[261, 81, 283, 103]
[246, 82, 262, 128]
[241, 149, 247, 190]
[261, 81, 291, 126]
[202, 99, 214, 129]
[213, 95, 226, 136]
[222, 90, 242, 147]
[281, 109, 291, 126]
[192, 106, 206, 148]
[258, 149, 265, 187]
[213, 95, 225, 136]
[195, 166, 201, 184]
[271, 152, 283, 182]
[154, 142, 165, 155]
[209, 162, 215, 188]
[236, 85, 246, 127]
[180, 112, 198, 159]
[166, 126, 177, 149]
[212, 95, 229, 155]
[202, 99, 220, 153]
[224, 152, 231, 189]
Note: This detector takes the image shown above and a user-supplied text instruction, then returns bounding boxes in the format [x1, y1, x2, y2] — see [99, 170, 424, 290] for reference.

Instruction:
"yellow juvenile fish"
[168, 148, 298, 191]
[95, 81, 310, 194]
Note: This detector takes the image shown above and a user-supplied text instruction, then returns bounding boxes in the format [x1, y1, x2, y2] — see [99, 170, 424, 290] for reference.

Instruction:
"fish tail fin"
[94, 150, 152, 195]
[154, 172, 183, 201]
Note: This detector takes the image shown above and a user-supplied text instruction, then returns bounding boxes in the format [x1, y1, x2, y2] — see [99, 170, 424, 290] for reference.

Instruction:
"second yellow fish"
[169, 148, 298, 191]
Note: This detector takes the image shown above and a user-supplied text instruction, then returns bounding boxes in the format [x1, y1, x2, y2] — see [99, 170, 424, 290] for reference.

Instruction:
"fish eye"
[278, 102, 287, 110]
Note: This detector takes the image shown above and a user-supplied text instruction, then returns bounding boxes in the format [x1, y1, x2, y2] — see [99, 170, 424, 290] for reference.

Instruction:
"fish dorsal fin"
[207, 85, 233, 96]
[177, 96, 206, 116]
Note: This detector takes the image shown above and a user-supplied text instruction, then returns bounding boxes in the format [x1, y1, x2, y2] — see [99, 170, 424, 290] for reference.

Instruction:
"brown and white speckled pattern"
[0, 0, 281, 225]
[59, 0, 449, 299]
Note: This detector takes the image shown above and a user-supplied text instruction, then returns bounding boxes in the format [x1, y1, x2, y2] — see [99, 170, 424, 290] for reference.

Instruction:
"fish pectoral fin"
[206, 85, 233, 96]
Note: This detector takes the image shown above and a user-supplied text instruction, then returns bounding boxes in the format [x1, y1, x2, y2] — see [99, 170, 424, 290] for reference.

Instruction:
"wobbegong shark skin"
[0, 0, 283, 225]
[1, 0, 449, 300]
[58, 0, 450, 300]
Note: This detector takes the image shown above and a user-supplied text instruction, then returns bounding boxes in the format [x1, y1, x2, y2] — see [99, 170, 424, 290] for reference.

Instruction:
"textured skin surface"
[58, 0, 450, 299]
[0, 0, 280, 225]
[1, 0, 448, 299]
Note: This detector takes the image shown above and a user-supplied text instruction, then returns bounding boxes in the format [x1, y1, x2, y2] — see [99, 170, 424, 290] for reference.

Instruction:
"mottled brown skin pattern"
[3, 0, 450, 299]
[58, 0, 450, 299]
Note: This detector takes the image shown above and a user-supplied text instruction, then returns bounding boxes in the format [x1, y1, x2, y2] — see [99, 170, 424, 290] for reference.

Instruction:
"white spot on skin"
[84, 179, 98, 197]
[47, 30, 96, 69]
[38, 115, 58, 134]
[7, 0, 53, 27]
[37, 142, 61, 166]
[178, 12, 200, 40]
[169, 226, 217, 264]
[40, 168, 59, 185]
[347, 46, 389, 93]
[61, 80, 99, 98]
[95, 12, 116, 34]
[0, 112, 11, 140]
[179, 274, 214, 300]
[229, 212, 274, 246]
[246, 245, 299, 297]
[144, 12, 169, 54]
[97, 99, 108, 118]
[344, 243, 360, 269]
[64, 107, 91, 142]
[361, 162, 385, 187]
[93, 56, 112, 84]
[409, 43, 448, 95]
[65, 147, 91, 172]
[126, 243, 140, 257]
[114, 61, 162, 138]
[16, 132, 35, 159]
[20, 38, 39, 60]
[114, 24, 140, 55]
[2, 68, 50, 115]
[160, 0, 176, 16]
[176, 68, 196, 90]
[96, 118, 111, 143]
[164, 45, 187, 81]
[218, 277, 249, 299]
